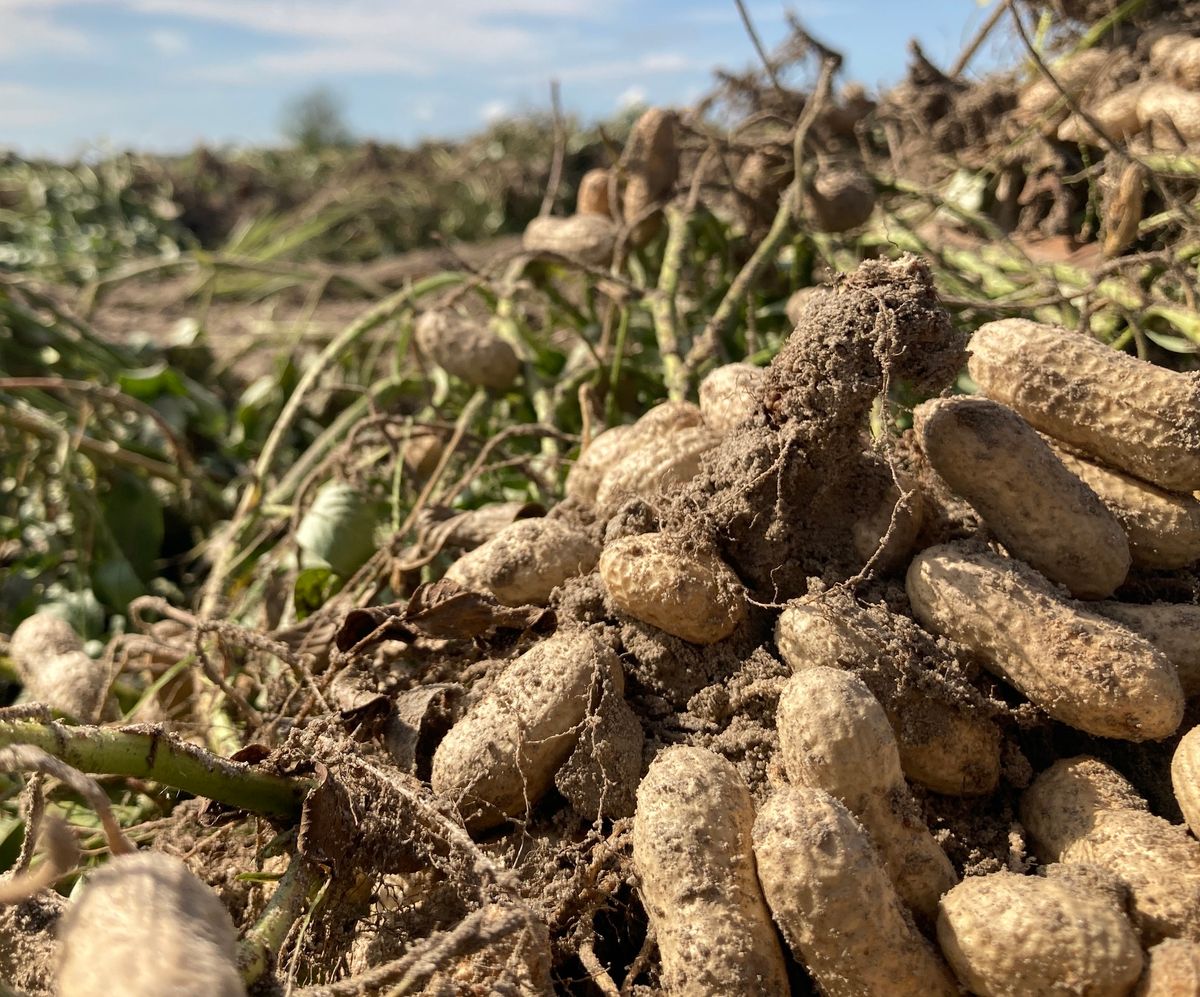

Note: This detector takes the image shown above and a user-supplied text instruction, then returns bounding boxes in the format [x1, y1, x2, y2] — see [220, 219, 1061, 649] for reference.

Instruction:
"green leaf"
[93, 555, 145, 611]
[294, 483, 385, 578]
[117, 362, 187, 401]
[1144, 329, 1199, 354]
[101, 471, 163, 581]
[293, 566, 343, 620]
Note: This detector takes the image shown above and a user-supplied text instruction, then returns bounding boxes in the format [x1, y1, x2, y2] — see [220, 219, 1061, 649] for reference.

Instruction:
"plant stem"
[0, 719, 311, 820]
[650, 206, 689, 401]
[239, 855, 318, 984]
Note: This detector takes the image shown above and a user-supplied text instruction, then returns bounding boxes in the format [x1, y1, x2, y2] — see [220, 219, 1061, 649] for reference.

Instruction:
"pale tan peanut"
[57, 852, 244, 997]
[522, 214, 617, 266]
[908, 544, 1183, 741]
[968, 318, 1200, 491]
[414, 310, 520, 391]
[775, 600, 1001, 795]
[1165, 38, 1200, 91]
[938, 869, 1143, 997]
[1017, 50, 1111, 126]
[1134, 939, 1200, 996]
[599, 532, 746, 645]
[564, 400, 704, 506]
[1151, 35, 1195, 77]
[1051, 442, 1200, 570]
[1173, 726, 1200, 839]
[431, 631, 622, 832]
[621, 108, 678, 207]
[914, 396, 1130, 598]
[9, 613, 113, 722]
[784, 285, 831, 328]
[1057, 85, 1147, 144]
[444, 517, 599, 606]
[632, 745, 790, 996]
[777, 666, 957, 923]
[1095, 601, 1200, 698]
[1022, 756, 1200, 943]
[576, 168, 611, 216]
[698, 362, 762, 434]
[593, 424, 718, 517]
[805, 164, 876, 233]
[753, 786, 958, 997]
[1138, 84, 1200, 145]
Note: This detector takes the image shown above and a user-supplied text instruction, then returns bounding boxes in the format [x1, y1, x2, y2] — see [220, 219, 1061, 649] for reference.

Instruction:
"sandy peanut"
[1022, 756, 1200, 943]
[632, 745, 790, 996]
[1095, 601, 1200, 699]
[968, 318, 1200, 491]
[414, 310, 520, 391]
[576, 168, 611, 216]
[850, 467, 926, 573]
[431, 631, 622, 832]
[593, 424, 718, 517]
[805, 165, 876, 233]
[1173, 726, 1200, 839]
[1050, 442, 1200, 570]
[522, 214, 617, 266]
[9, 613, 112, 722]
[775, 600, 1001, 795]
[1057, 85, 1146, 144]
[57, 852, 244, 997]
[777, 666, 957, 922]
[1163, 37, 1200, 90]
[938, 870, 1143, 997]
[1017, 49, 1112, 130]
[600, 532, 746, 645]
[908, 543, 1183, 741]
[444, 517, 599, 606]
[753, 786, 957, 997]
[564, 400, 704, 506]
[1134, 939, 1200, 996]
[698, 362, 763, 434]
[735, 149, 791, 232]
[915, 396, 1130, 598]
[784, 285, 831, 328]
[1139, 83, 1200, 145]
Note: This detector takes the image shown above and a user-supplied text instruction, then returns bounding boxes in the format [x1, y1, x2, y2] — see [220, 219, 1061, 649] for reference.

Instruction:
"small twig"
[539, 79, 566, 218]
[12, 773, 45, 874]
[618, 924, 656, 997]
[949, 0, 1007, 78]
[0, 745, 135, 856]
[578, 932, 621, 997]
[734, 0, 787, 96]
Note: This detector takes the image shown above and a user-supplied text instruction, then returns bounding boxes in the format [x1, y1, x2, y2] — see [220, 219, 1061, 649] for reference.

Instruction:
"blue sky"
[1, 1, 1010, 158]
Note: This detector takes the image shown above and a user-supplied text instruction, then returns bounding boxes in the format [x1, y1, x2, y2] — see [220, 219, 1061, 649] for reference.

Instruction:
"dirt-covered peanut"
[414, 310, 520, 391]
[600, 532, 746, 645]
[620, 106, 678, 244]
[850, 468, 925, 573]
[908, 543, 1183, 741]
[753, 786, 957, 997]
[57, 851, 244, 997]
[1138, 84, 1200, 145]
[698, 362, 763, 434]
[444, 517, 599, 606]
[775, 600, 1000, 795]
[1016, 49, 1110, 125]
[784, 285, 831, 328]
[522, 214, 617, 266]
[777, 666, 957, 922]
[914, 396, 1130, 598]
[1022, 756, 1200, 943]
[805, 164, 876, 232]
[1172, 726, 1200, 839]
[968, 318, 1200, 491]
[593, 423, 718, 517]
[576, 168, 611, 216]
[1057, 85, 1146, 144]
[632, 745, 789, 996]
[937, 870, 1143, 997]
[564, 400, 703, 506]
[1093, 601, 1200, 699]
[10, 613, 112, 722]
[431, 631, 622, 832]
[1151, 35, 1200, 87]
[1134, 939, 1200, 996]
[1050, 442, 1200, 570]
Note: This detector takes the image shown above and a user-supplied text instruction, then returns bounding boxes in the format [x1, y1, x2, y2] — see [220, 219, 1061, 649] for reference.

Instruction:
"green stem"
[651, 206, 689, 401]
[239, 856, 318, 984]
[0, 719, 311, 820]
[605, 306, 632, 426]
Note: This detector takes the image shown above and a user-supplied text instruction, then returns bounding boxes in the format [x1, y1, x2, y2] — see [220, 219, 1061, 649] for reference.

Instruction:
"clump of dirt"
[670, 255, 965, 601]
[0, 893, 63, 993]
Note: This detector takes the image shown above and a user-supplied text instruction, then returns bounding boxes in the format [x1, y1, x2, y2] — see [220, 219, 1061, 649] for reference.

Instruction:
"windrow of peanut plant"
[7, 7, 1200, 995]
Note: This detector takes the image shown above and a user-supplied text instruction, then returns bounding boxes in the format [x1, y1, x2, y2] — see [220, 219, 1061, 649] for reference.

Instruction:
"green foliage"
[280, 87, 353, 153]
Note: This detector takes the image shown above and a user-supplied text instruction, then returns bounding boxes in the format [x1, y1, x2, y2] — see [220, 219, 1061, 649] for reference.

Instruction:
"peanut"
[414, 310, 520, 391]
[9, 613, 113, 722]
[632, 745, 790, 996]
[1094, 601, 1200, 699]
[522, 214, 617, 266]
[1134, 939, 1200, 996]
[1172, 725, 1200, 839]
[908, 543, 1183, 741]
[593, 423, 718, 517]
[698, 362, 762, 435]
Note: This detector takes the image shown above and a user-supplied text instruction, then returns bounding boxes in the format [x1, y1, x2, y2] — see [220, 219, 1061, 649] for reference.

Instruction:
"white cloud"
[147, 28, 188, 54]
[480, 99, 510, 123]
[0, 8, 90, 57]
[616, 85, 646, 109]
[414, 101, 436, 122]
